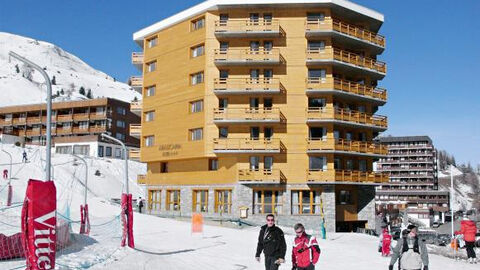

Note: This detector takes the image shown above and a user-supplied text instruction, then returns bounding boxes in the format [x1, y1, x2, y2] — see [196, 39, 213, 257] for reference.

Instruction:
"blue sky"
[1, 0, 479, 166]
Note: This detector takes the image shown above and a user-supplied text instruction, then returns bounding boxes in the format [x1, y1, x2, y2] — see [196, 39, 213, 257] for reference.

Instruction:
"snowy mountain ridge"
[0, 32, 141, 107]
[438, 165, 480, 211]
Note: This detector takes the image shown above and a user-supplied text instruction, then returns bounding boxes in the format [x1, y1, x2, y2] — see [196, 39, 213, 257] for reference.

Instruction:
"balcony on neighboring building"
[306, 47, 386, 79]
[214, 48, 284, 66]
[73, 113, 90, 121]
[307, 170, 389, 184]
[213, 107, 285, 124]
[12, 118, 27, 125]
[306, 77, 386, 105]
[25, 129, 41, 136]
[305, 18, 385, 53]
[213, 78, 283, 95]
[129, 76, 143, 90]
[73, 127, 90, 134]
[129, 124, 141, 138]
[215, 19, 285, 38]
[26, 116, 41, 125]
[137, 174, 146, 185]
[306, 107, 387, 131]
[130, 101, 142, 116]
[306, 138, 387, 157]
[56, 127, 72, 135]
[57, 114, 73, 122]
[89, 125, 107, 133]
[238, 169, 286, 184]
[89, 112, 107, 120]
[129, 149, 140, 161]
[213, 138, 285, 154]
[131, 52, 144, 70]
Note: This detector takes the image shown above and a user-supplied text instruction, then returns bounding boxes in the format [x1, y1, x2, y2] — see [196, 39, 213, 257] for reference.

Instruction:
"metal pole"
[73, 154, 88, 206]
[450, 165, 455, 243]
[9, 51, 52, 182]
[101, 133, 129, 194]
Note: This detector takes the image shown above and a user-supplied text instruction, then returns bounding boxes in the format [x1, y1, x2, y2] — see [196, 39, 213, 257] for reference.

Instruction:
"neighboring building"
[133, 0, 389, 232]
[375, 136, 449, 227]
[0, 98, 140, 159]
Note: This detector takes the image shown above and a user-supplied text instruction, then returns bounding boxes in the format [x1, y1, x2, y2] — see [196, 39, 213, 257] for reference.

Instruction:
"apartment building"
[0, 98, 140, 159]
[133, 0, 389, 232]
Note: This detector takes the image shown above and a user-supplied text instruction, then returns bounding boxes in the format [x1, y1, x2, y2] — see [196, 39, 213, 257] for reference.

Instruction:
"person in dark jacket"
[256, 214, 287, 270]
[389, 225, 429, 270]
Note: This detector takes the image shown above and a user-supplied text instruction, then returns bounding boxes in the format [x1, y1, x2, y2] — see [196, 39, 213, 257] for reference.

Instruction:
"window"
[334, 158, 342, 170]
[215, 190, 232, 214]
[55, 146, 72, 154]
[148, 190, 161, 212]
[166, 190, 181, 211]
[346, 159, 354, 170]
[338, 190, 352, 205]
[146, 61, 157, 72]
[161, 162, 168, 173]
[115, 133, 125, 141]
[249, 13, 259, 23]
[144, 111, 155, 122]
[291, 190, 322, 214]
[147, 36, 158, 48]
[98, 145, 104, 157]
[219, 98, 228, 108]
[264, 98, 273, 109]
[250, 41, 260, 51]
[219, 127, 228, 138]
[96, 107, 105, 115]
[191, 17, 205, 31]
[209, 158, 218, 171]
[219, 70, 229, 79]
[250, 127, 260, 139]
[146, 85, 156, 97]
[264, 156, 273, 170]
[309, 127, 326, 140]
[190, 72, 204, 85]
[263, 41, 273, 51]
[263, 13, 273, 23]
[106, 146, 112, 157]
[79, 121, 89, 129]
[219, 14, 229, 24]
[193, 190, 208, 213]
[359, 160, 367, 172]
[308, 97, 326, 108]
[144, 135, 155, 147]
[264, 127, 273, 139]
[116, 120, 126, 128]
[191, 44, 205, 58]
[220, 42, 229, 52]
[250, 156, 260, 170]
[115, 148, 122, 158]
[190, 100, 203, 113]
[309, 156, 327, 171]
[254, 190, 283, 214]
[264, 69, 273, 78]
[307, 12, 325, 22]
[73, 145, 90, 156]
[116, 107, 126, 115]
[190, 128, 203, 141]
[308, 41, 325, 50]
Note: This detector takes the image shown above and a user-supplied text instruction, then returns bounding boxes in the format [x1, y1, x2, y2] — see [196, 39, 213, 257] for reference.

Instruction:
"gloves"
[423, 266, 428, 270]
[388, 265, 393, 270]
[274, 258, 285, 264]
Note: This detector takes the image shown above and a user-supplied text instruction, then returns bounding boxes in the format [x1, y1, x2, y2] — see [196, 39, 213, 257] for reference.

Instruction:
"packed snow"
[0, 32, 141, 107]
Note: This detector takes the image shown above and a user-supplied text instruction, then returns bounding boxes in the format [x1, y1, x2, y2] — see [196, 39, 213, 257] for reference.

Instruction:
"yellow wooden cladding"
[214, 78, 283, 93]
[307, 138, 387, 155]
[137, 174, 146, 184]
[129, 124, 141, 137]
[131, 52, 144, 65]
[213, 107, 285, 122]
[306, 47, 386, 74]
[306, 77, 386, 101]
[307, 107, 387, 128]
[215, 18, 284, 34]
[307, 170, 389, 183]
[214, 48, 283, 64]
[213, 138, 284, 152]
[238, 169, 286, 184]
[305, 18, 385, 47]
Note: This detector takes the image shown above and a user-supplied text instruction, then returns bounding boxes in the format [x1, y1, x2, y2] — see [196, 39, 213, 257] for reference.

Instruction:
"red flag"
[120, 193, 134, 248]
[6, 184, 12, 206]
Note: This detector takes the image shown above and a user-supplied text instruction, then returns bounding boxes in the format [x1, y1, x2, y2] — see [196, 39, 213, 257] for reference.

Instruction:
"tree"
[133, 96, 138, 102]
[51, 76, 56, 85]
[86, 89, 92, 99]
[60, 89, 65, 95]
[79, 86, 86, 96]
[15, 64, 19, 73]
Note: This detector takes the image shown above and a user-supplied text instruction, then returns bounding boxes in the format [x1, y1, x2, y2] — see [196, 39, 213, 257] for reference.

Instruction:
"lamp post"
[72, 154, 88, 207]
[100, 133, 128, 193]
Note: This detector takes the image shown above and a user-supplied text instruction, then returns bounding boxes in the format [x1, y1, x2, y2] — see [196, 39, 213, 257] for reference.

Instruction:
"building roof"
[377, 136, 433, 144]
[0, 98, 126, 114]
[133, 0, 384, 43]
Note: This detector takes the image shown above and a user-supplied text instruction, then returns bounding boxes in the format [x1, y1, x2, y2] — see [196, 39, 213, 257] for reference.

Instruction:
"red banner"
[79, 204, 90, 235]
[120, 193, 134, 248]
[21, 179, 57, 270]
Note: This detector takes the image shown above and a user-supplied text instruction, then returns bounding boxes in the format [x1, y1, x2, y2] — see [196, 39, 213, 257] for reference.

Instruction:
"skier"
[381, 228, 393, 257]
[22, 150, 27, 163]
[291, 223, 320, 270]
[255, 214, 287, 270]
[137, 197, 144, 213]
[2, 169, 7, 180]
[455, 215, 477, 264]
[389, 224, 429, 270]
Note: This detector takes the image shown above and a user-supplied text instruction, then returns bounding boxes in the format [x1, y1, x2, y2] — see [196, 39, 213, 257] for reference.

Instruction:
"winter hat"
[407, 224, 417, 230]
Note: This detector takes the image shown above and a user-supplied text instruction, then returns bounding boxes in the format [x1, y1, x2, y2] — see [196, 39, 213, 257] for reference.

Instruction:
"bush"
[14, 141, 21, 147]
[79, 86, 86, 96]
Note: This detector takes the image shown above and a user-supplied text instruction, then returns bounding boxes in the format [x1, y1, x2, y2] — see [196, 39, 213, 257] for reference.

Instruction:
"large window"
[307, 12, 325, 22]
[98, 145, 104, 157]
[144, 111, 155, 122]
[308, 40, 325, 50]
[309, 156, 327, 171]
[190, 128, 203, 141]
[144, 135, 154, 147]
[146, 61, 157, 73]
[116, 120, 126, 128]
[147, 36, 158, 48]
[338, 190, 352, 205]
[146, 85, 156, 97]
[191, 44, 205, 58]
[148, 190, 161, 212]
[291, 190, 322, 214]
[105, 146, 112, 157]
[115, 148, 122, 158]
[254, 190, 283, 214]
[209, 158, 218, 171]
[190, 100, 203, 113]
[191, 72, 204, 85]
[116, 107, 126, 115]
[215, 190, 232, 214]
[73, 144, 90, 156]
[166, 190, 181, 211]
[79, 121, 89, 129]
[115, 133, 125, 141]
[56, 145, 72, 154]
[192, 190, 208, 213]
[191, 17, 205, 31]
[308, 97, 326, 108]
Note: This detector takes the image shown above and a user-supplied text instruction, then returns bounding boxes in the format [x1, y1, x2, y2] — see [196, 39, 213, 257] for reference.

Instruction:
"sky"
[1, 0, 479, 166]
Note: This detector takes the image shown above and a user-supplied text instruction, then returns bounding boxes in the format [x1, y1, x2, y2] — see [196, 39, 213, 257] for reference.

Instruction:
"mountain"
[0, 32, 141, 107]
[438, 165, 480, 211]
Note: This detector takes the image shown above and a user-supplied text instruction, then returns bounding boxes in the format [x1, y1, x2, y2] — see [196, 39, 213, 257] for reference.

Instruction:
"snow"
[0, 32, 141, 107]
[438, 165, 474, 210]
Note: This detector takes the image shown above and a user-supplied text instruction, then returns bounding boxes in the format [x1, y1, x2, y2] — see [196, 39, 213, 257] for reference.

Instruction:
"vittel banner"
[21, 179, 57, 270]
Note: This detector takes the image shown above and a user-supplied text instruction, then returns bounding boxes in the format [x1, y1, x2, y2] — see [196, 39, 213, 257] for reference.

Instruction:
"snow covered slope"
[438, 165, 480, 210]
[0, 32, 141, 107]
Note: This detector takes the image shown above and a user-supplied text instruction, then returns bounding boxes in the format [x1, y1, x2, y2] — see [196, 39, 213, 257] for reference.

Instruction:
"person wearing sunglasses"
[255, 214, 287, 270]
[291, 223, 320, 270]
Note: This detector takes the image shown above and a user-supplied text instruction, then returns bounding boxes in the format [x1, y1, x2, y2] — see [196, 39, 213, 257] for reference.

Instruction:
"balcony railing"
[307, 138, 387, 156]
[306, 77, 386, 102]
[132, 52, 144, 65]
[306, 107, 387, 130]
[89, 112, 107, 120]
[56, 128, 72, 135]
[129, 76, 143, 88]
[73, 113, 90, 121]
[25, 129, 41, 136]
[130, 124, 141, 138]
[130, 101, 142, 115]
[89, 126, 107, 133]
[137, 174, 146, 185]
[214, 48, 283, 66]
[306, 47, 386, 75]
[215, 19, 284, 37]
[57, 114, 73, 122]
[26, 117, 41, 124]
[213, 78, 283, 94]
[307, 170, 389, 184]
[213, 138, 285, 153]
[213, 107, 285, 124]
[129, 149, 140, 160]
[73, 127, 90, 134]
[305, 18, 385, 48]
[12, 118, 26, 125]
[238, 169, 286, 184]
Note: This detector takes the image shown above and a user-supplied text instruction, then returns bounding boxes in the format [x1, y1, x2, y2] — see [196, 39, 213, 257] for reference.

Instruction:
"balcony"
[0, 119, 12, 126]
[89, 126, 107, 133]
[56, 127, 72, 135]
[307, 138, 387, 157]
[306, 107, 387, 131]
[238, 169, 286, 184]
[214, 49, 284, 66]
[137, 174, 146, 185]
[214, 19, 284, 38]
[131, 52, 144, 70]
[307, 170, 389, 184]
[89, 112, 107, 120]
[213, 138, 285, 154]
[41, 116, 57, 123]
[213, 107, 285, 124]
[306, 47, 386, 79]
[130, 101, 142, 116]
[306, 77, 386, 104]
[213, 78, 283, 95]
[129, 149, 140, 161]
[25, 129, 41, 136]
[57, 114, 73, 122]
[73, 113, 90, 121]
[378, 166, 434, 172]
[26, 117, 41, 125]
[129, 76, 143, 90]
[305, 18, 385, 53]
[73, 127, 90, 134]
[129, 124, 141, 138]
[12, 118, 26, 125]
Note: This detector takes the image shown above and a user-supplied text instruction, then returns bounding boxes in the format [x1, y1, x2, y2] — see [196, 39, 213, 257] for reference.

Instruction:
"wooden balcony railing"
[238, 169, 286, 184]
[213, 107, 285, 123]
[89, 112, 107, 120]
[306, 47, 386, 74]
[73, 113, 90, 121]
[215, 19, 284, 35]
[56, 128, 72, 135]
[73, 127, 90, 134]
[12, 118, 26, 125]
[213, 138, 285, 152]
[305, 18, 385, 47]
[89, 126, 107, 133]
[214, 48, 283, 64]
[129, 76, 143, 88]
[57, 114, 73, 122]
[130, 101, 142, 113]
[306, 77, 387, 101]
[307, 138, 387, 155]
[25, 129, 41, 136]
[129, 124, 141, 137]
[132, 52, 144, 65]
[307, 107, 387, 129]
[214, 78, 283, 93]
[307, 170, 389, 183]
[129, 149, 140, 160]
[137, 174, 146, 184]
[26, 117, 41, 124]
